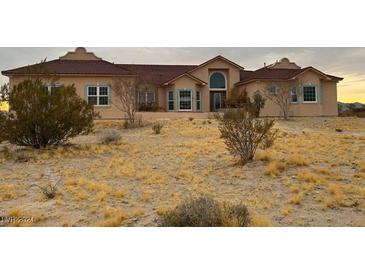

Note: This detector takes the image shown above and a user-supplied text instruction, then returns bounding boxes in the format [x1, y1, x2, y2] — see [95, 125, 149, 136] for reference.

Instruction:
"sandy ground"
[0, 117, 364, 227]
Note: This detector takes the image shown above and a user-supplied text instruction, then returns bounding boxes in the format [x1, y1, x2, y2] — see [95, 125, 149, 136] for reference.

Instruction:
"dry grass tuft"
[250, 214, 273, 227]
[289, 193, 305, 205]
[287, 154, 309, 166]
[255, 149, 277, 162]
[264, 161, 286, 177]
[113, 187, 128, 198]
[297, 172, 323, 184]
[98, 207, 128, 227]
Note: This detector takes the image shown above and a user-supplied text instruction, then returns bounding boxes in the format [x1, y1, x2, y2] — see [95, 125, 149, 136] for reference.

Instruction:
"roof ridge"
[117, 64, 198, 67]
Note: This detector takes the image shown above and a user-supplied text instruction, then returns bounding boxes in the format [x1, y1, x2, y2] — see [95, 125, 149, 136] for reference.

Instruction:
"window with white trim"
[167, 91, 174, 111]
[291, 87, 298, 103]
[303, 86, 317, 102]
[178, 90, 192, 111]
[87, 85, 110, 106]
[196, 91, 201, 111]
[138, 91, 156, 104]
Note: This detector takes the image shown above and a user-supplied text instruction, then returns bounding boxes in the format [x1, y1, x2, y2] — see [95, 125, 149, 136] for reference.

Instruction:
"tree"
[226, 88, 265, 118]
[1, 83, 9, 103]
[4, 78, 96, 148]
[252, 91, 266, 118]
[112, 77, 141, 128]
[261, 81, 296, 120]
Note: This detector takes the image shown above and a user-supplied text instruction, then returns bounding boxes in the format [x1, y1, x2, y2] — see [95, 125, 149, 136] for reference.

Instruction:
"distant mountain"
[338, 102, 365, 112]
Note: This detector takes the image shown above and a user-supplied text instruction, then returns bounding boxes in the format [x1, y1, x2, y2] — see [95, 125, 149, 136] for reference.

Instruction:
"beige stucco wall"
[239, 70, 338, 117]
[7, 60, 340, 118]
[9, 75, 136, 119]
[159, 58, 242, 113]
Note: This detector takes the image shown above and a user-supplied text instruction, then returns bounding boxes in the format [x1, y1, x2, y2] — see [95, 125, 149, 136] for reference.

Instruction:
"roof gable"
[161, 73, 207, 86]
[188, 55, 244, 74]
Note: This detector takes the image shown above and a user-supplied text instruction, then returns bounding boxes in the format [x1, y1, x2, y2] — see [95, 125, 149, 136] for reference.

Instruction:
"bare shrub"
[216, 108, 276, 165]
[152, 122, 164, 134]
[30, 179, 61, 199]
[260, 129, 278, 149]
[158, 195, 250, 227]
[123, 114, 143, 129]
[99, 129, 122, 144]
[112, 78, 145, 129]
[261, 81, 298, 120]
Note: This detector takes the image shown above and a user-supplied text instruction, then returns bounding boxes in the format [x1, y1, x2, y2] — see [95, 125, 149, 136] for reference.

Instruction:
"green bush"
[0, 111, 7, 143]
[3, 78, 96, 148]
[158, 195, 250, 227]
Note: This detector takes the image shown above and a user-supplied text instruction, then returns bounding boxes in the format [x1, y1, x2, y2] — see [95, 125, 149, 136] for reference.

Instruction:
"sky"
[0, 47, 364, 103]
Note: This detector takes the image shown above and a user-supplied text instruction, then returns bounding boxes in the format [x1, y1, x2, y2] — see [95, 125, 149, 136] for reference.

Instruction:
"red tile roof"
[2, 59, 134, 76]
[2, 57, 343, 87]
[117, 64, 198, 85]
[236, 66, 343, 86]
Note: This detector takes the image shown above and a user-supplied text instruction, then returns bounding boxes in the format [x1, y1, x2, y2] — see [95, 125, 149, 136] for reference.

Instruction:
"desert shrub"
[260, 128, 278, 149]
[99, 129, 121, 144]
[3, 79, 96, 148]
[123, 114, 143, 129]
[158, 195, 250, 227]
[226, 90, 265, 118]
[138, 102, 163, 112]
[188, 117, 194, 121]
[0, 111, 7, 143]
[152, 122, 164, 134]
[30, 179, 60, 199]
[252, 92, 266, 118]
[216, 108, 276, 165]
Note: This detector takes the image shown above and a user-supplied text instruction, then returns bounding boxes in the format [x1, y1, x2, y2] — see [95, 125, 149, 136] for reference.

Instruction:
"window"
[178, 90, 192, 111]
[269, 85, 278, 94]
[138, 91, 156, 104]
[167, 91, 174, 111]
[303, 86, 317, 102]
[87, 86, 110, 106]
[196, 91, 201, 111]
[291, 87, 298, 103]
[46, 84, 63, 93]
[209, 72, 226, 90]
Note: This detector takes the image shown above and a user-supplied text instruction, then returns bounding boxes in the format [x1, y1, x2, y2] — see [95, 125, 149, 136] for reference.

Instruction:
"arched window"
[209, 72, 226, 90]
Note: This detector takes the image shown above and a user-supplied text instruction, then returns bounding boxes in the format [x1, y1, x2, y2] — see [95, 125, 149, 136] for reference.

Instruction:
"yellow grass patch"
[287, 154, 309, 166]
[97, 206, 128, 227]
[255, 149, 277, 162]
[289, 193, 305, 205]
[264, 161, 286, 177]
[297, 172, 323, 184]
[250, 214, 273, 227]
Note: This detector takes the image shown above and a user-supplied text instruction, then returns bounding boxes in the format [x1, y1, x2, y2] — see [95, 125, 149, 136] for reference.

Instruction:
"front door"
[214, 93, 222, 110]
[210, 92, 226, 111]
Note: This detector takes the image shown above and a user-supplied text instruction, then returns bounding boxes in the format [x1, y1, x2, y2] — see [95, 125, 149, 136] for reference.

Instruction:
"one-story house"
[1, 47, 343, 118]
